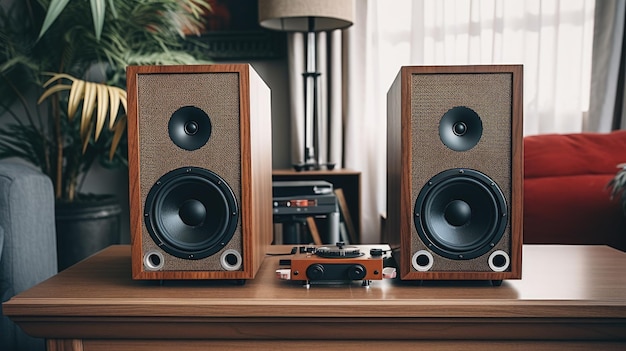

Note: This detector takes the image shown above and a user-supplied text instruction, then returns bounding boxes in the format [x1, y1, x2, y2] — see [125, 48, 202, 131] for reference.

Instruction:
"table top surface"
[5, 244, 626, 319]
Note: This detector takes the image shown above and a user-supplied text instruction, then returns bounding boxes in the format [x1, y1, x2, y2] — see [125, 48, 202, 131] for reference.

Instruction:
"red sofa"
[523, 130, 626, 251]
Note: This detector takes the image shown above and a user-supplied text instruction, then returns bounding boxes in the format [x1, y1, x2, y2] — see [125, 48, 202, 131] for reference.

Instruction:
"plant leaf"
[119, 89, 127, 113]
[42, 72, 75, 88]
[109, 116, 127, 161]
[107, 0, 118, 18]
[187, 0, 212, 18]
[37, 84, 71, 104]
[90, 0, 107, 41]
[94, 83, 109, 140]
[67, 79, 86, 120]
[81, 128, 91, 154]
[80, 82, 97, 141]
[37, 0, 71, 40]
[107, 86, 121, 129]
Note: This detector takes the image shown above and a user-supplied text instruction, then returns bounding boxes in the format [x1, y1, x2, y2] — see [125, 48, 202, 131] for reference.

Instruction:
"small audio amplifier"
[276, 243, 395, 287]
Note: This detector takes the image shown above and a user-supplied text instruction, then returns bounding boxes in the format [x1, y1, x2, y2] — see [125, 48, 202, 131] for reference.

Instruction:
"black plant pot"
[55, 196, 122, 271]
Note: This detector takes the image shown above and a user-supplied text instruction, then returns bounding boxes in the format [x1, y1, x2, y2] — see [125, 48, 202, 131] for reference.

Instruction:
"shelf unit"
[272, 169, 361, 243]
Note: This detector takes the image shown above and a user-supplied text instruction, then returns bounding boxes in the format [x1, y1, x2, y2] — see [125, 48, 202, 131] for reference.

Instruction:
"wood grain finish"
[126, 64, 272, 280]
[3, 245, 626, 350]
[65, 340, 626, 351]
[386, 65, 523, 281]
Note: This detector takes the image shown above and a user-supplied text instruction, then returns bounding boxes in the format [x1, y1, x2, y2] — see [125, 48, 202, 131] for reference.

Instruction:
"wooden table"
[4, 245, 626, 350]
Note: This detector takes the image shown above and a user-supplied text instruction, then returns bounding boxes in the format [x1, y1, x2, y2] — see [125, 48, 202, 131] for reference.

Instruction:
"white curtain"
[344, 0, 596, 243]
[587, 0, 626, 131]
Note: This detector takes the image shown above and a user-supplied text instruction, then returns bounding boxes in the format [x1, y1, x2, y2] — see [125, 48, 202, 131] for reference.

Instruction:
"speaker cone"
[414, 169, 507, 260]
[168, 106, 212, 151]
[144, 167, 238, 260]
[439, 106, 483, 151]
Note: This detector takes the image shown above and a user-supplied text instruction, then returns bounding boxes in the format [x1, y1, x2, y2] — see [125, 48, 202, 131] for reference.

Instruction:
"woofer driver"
[144, 167, 238, 260]
[413, 169, 507, 260]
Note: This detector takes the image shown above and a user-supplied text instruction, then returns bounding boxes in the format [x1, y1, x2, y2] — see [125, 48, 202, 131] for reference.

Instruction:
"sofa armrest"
[0, 161, 57, 351]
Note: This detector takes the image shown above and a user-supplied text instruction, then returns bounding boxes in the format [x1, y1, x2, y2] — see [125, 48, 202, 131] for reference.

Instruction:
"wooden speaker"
[127, 64, 273, 280]
[386, 65, 523, 283]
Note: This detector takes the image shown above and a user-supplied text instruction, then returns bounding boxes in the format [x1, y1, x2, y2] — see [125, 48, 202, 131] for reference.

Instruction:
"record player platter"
[315, 244, 364, 258]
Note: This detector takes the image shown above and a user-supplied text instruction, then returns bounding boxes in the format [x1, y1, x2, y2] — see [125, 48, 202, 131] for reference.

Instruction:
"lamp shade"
[258, 0, 354, 32]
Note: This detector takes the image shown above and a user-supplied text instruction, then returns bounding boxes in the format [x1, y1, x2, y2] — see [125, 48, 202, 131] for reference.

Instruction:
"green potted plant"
[0, 0, 212, 270]
[608, 163, 626, 215]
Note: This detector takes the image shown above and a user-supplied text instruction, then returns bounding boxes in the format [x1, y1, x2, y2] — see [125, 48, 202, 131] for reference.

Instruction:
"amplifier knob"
[348, 264, 366, 280]
[306, 264, 325, 280]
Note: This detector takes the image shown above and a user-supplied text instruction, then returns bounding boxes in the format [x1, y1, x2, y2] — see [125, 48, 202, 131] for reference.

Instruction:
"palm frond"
[2, 0, 213, 201]
[38, 73, 128, 157]
[37, 0, 71, 40]
[67, 79, 86, 119]
[109, 117, 126, 161]
[80, 81, 97, 141]
[94, 83, 109, 140]
[107, 85, 123, 129]
[89, 0, 107, 41]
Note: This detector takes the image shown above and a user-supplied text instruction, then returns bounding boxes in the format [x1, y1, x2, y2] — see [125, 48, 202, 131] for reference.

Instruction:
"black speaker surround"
[144, 167, 238, 260]
[413, 168, 507, 260]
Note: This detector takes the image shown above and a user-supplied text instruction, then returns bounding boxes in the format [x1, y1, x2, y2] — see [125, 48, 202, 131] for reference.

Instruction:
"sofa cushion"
[523, 131, 626, 251]
[525, 130, 626, 178]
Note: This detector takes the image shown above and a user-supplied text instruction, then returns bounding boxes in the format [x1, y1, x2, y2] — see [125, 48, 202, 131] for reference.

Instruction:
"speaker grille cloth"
[410, 72, 512, 271]
[137, 72, 242, 271]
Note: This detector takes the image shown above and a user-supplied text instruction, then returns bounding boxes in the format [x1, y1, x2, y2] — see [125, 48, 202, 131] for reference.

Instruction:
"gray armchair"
[0, 161, 57, 351]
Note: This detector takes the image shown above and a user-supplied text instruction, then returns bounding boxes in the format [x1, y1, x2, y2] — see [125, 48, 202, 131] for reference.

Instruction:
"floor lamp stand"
[293, 18, 335, 172]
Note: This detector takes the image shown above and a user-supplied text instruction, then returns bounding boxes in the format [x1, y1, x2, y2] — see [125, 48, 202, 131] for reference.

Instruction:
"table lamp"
[258, 0, 354, 171]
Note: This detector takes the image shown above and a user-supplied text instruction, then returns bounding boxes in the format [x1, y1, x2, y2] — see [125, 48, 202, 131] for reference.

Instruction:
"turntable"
[276, 243, 395, 287]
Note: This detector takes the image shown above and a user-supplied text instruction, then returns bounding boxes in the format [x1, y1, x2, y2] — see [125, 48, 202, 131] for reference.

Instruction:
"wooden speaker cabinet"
[127, 64, 273, 280]
[386, 65, 523, 283]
